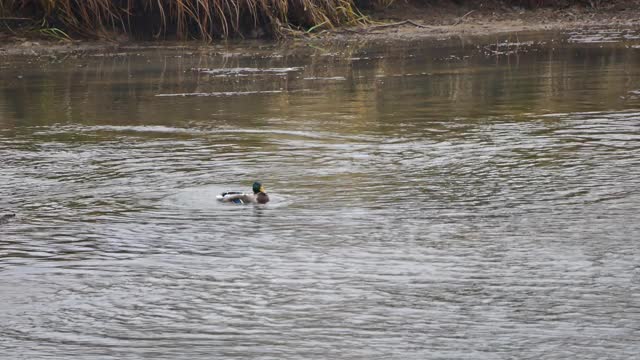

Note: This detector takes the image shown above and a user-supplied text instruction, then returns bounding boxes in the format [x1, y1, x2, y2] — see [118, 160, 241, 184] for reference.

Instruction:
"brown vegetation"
[0, 0, 375, 39]
[0, 1, 635, 40]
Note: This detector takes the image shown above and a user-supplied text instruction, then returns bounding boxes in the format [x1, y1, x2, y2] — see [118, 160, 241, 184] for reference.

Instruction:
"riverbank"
[2, 0, 640, 55]
[327, 1, 640, 42]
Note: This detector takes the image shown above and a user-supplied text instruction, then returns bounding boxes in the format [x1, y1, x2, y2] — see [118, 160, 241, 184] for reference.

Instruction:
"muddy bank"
[326, 1, 640, 42]
[1, 1, 640, 55]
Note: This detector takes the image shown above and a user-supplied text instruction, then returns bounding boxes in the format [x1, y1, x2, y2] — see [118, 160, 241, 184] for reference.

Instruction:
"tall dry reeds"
[1, 1, 608, 40]
[0, 0, 375, 39]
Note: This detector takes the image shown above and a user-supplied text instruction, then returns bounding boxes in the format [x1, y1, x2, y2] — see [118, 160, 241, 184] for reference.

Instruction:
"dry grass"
[0, 1, 608, 39]
[0, 0, 386, 39]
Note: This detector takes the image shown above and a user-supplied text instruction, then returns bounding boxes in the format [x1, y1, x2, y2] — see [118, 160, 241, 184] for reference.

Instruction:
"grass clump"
[0, 0, 377, 39]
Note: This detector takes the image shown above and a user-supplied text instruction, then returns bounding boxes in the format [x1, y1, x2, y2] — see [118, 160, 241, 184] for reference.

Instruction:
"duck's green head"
[252, 181, 265, 194]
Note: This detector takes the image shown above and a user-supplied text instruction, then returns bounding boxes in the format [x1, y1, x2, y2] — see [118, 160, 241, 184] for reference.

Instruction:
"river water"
[1, 31, 640, 359]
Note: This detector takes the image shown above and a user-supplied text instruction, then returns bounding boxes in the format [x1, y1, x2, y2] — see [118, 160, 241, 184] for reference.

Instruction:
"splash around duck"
[216, 182, 270, 204]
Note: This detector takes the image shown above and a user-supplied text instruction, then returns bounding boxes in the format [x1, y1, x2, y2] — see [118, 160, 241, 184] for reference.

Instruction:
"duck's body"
[217, 182, 269, 204]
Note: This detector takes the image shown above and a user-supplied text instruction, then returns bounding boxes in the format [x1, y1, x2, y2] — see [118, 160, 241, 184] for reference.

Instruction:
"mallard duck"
[217, 181, 270, 204]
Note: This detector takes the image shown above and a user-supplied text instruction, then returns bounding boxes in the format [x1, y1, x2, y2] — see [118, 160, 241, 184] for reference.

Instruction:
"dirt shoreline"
[325, 2, 640, 42]
[1, 2, 640, 55]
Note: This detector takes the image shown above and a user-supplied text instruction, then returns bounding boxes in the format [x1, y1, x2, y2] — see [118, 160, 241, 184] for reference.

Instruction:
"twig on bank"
[334, 19, 429, 35]
[453, 10, 476, 26]
[367, 20, 429, 30]
[404, 20, 429, 29]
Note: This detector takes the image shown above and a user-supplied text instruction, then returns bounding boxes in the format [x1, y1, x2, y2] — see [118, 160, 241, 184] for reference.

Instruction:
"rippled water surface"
[1, 32, 640, 359]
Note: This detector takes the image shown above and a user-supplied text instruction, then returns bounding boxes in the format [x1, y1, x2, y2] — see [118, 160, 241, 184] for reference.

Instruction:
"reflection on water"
[1, 32, 640, 359]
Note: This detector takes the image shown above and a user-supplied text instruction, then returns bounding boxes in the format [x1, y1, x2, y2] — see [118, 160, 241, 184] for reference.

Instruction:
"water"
[1, 32, 640, 359]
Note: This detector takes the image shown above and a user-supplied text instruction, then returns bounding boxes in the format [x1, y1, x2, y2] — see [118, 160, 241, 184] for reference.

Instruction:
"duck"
[217, 181, 270, 204]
